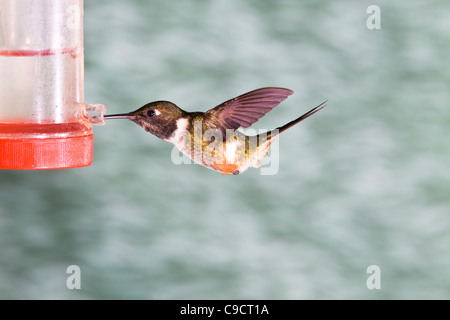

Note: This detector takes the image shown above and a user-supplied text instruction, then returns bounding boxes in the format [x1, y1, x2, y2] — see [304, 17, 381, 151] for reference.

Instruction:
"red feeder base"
[0, 134, 93, 169]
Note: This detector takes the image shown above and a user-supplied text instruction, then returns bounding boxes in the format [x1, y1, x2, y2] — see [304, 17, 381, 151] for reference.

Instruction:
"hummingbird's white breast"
[166, 117, 192, 157]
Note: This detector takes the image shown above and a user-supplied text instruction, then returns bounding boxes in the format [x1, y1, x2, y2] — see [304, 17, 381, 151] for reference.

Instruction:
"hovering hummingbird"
[104, 87, 326, 175]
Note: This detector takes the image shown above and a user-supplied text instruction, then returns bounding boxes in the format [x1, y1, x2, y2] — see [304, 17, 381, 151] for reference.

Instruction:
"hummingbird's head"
[104, 101, 185, 140]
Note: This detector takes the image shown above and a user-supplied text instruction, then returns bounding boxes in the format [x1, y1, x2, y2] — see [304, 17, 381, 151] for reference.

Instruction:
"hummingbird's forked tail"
[275, 100, 327, 135]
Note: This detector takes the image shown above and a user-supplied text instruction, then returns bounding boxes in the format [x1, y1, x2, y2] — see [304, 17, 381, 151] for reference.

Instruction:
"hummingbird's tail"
[275, 100, 327, 135]
[251, 100, 327, 162]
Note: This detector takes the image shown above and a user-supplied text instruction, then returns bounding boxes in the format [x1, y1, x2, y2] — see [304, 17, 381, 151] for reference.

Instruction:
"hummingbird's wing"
[204, 87, 294, 135]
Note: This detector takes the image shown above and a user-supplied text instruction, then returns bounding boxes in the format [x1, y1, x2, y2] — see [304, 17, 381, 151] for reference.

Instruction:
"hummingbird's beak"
[104, 113, 135, 120]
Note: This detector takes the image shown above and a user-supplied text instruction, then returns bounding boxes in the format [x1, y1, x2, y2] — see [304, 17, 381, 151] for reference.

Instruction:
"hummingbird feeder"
[0, 0, 105, 169]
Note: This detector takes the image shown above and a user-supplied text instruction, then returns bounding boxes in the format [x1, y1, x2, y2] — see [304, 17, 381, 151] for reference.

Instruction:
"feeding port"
[0, 0, 105, 169]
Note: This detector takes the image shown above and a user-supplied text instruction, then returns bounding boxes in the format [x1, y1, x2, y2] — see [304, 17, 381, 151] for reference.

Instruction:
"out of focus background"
[1, 0, 449, 299]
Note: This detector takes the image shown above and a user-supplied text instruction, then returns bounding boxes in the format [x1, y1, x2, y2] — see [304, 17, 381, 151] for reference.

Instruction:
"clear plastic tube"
[0, 0, 105, 169]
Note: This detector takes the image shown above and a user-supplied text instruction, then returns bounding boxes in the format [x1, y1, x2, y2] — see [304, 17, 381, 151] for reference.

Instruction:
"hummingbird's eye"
[147, 109, 156, 117]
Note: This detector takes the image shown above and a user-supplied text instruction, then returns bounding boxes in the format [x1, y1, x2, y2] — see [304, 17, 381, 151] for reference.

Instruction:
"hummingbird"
[104, 87, 326, 175]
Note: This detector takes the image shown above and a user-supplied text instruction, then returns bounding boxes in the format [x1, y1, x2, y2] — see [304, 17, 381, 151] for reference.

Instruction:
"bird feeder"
[0, 0, 105, 169]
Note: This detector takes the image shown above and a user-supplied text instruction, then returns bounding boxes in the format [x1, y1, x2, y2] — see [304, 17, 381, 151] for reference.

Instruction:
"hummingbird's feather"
[276, 100, 327, 134]
[204, 87, 294, 135]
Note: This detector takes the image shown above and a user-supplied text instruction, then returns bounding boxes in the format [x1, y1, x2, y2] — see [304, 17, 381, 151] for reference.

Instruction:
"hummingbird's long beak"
[104, 113, 134, 120]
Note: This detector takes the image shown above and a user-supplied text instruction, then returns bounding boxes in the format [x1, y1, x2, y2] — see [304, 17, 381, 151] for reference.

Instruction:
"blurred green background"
[1, 0, 450, 299]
